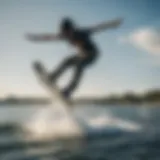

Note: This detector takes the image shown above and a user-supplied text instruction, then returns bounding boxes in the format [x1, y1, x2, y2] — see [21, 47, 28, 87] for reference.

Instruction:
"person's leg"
[62, 60, 84, 98]
[49, 56, 76, 82]
[62, 51, 98, 98]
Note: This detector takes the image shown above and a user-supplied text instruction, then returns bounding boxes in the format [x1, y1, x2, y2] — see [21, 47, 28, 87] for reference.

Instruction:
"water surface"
[0, 104, 160, 160]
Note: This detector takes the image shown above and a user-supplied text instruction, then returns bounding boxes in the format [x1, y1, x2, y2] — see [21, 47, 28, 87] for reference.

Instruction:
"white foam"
[87, 114, 141, 131]
[24, 104, 141, 140]
[24, 104, 82, 140]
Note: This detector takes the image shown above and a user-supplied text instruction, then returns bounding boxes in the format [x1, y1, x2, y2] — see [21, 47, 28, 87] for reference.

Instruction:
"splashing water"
[24, 102, 141, 141]
[24, 103, 83, 140]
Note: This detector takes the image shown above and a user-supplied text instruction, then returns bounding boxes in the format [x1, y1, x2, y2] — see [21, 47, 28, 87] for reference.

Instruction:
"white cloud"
[120, 28, 160, 55]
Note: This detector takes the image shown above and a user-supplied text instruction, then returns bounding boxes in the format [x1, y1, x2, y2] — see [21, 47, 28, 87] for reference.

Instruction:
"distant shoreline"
[0, 100, 159, 107]
[0, 101, 159, 107]
[0, 89, 159, 106]
[0, 100, 159, 106]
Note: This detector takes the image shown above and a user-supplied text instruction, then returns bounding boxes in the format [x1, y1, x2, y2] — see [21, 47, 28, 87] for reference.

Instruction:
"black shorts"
[74, 50, 98, 68]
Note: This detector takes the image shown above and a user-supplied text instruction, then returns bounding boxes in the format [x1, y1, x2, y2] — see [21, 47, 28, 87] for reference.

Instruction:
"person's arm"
[89, 18, 123, 33]
[25, 33, 63, 42]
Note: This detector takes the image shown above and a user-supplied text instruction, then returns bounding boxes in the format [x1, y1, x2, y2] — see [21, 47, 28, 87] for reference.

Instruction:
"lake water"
[0, 103, 160, 160]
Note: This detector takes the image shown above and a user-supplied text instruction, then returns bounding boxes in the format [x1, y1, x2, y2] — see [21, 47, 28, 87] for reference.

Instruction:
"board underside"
[33, 61, 72, 108]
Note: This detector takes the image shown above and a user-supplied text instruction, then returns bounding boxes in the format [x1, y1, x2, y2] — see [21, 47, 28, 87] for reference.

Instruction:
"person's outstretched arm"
[89, 18, 123, 33]
[25, 33, 63, 42]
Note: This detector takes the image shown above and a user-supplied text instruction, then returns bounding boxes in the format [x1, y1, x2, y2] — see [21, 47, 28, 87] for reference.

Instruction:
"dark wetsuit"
[50, 28, 99, 97]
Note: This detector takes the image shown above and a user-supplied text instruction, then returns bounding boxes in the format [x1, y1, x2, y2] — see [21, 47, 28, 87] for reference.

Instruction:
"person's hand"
[25, 34, 39, 41]
[78, 52, 88, 59]
[112, 18, 124, 28]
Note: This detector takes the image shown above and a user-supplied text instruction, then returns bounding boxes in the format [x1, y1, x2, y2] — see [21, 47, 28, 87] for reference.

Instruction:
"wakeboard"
[33, 61, 72, 107]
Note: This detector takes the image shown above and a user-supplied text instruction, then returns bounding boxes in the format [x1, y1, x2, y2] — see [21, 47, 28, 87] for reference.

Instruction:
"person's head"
[60, 17, 75, 36]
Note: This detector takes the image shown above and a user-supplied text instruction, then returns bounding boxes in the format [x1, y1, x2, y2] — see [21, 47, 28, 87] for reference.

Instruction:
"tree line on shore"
[75, 89, 160, 105]
[0, 89, 159, 105]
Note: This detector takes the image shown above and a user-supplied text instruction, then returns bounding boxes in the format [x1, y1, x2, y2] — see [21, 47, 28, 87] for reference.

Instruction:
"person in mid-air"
[26, 17, 123, 99]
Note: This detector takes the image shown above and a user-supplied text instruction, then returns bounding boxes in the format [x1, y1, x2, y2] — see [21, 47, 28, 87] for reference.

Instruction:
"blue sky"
[0, 0, 160, 98]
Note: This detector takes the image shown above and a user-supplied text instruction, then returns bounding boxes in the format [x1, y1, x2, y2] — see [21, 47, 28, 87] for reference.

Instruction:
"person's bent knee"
[62, 56, 75, 66]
